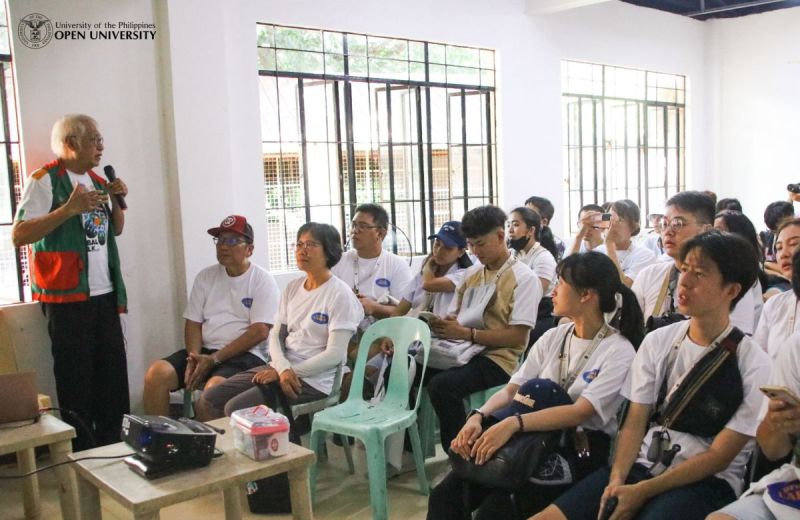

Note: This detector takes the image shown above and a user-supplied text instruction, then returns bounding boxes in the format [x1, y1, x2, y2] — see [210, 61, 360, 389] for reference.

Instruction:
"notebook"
[0, 371, 40, 425]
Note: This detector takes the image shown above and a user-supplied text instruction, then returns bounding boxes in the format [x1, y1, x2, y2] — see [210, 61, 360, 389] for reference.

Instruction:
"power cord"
[40, 407, 97, 448]
[0, 453, 134, 479]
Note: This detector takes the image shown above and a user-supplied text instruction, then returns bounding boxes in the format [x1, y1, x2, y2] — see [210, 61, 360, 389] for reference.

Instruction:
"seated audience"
[595, 199, 656, 286]
[566, 203, 606, 256]
[391, 221, 471, 319]
[507, 207, 558, 345]
[526, 195, 565, 261]
[753, 218, 800, 359]
[760, 200, 795, 276]
[716, 198, 743, 213]
[427, 252, 643, 520]
[641, 210, 666, 258]
[713, 210, 764, 331]
[708, 251, 800, 520]
[143, 215, 279, 419]
[197, 223, 363, 419]
[533, 231, 771, 520]
[425, 205, 541, 451]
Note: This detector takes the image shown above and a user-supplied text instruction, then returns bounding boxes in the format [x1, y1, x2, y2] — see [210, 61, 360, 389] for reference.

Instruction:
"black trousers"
[43, 292, 129, 450]
[422, 355, 510, 452]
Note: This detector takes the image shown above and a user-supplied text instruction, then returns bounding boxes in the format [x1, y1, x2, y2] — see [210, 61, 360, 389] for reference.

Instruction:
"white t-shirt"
[401, 262, 466, 318]
[624, 320, 771, 495]
[753, 290, 798, 360]
[632, 259, 676, 320]
[268, 276, 363, 394]
[639, 232, 664, 257]
[729, 281, 763, 336]
[595, 242, 657, 281]
[16, 169, 115, 295]
[183, 263, 279, 361]
[511, 324, 635, 435]
[516, 244, 557, 298]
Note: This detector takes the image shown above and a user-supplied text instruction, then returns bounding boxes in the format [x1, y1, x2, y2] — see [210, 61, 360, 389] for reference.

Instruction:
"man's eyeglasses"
[293, 240, 322, 250]
[350, 221, 382, 232]
[213, 236, 247, 246]
[658, 217, 696, 233]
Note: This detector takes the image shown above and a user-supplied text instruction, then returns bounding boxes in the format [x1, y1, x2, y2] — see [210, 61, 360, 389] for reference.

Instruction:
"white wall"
[7, 0, 183, 410]
[704, 8, 800, 226]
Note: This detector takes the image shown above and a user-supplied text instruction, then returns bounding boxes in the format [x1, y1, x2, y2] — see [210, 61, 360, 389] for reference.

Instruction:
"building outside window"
[258, 24, 497, 271]
[0, 2, 26, 303]
[562, 60, 686, 230]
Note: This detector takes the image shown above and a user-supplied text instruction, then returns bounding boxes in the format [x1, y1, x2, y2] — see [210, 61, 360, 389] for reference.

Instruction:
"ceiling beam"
[525, 0, 613, 15]
[687, 0, 787, 17]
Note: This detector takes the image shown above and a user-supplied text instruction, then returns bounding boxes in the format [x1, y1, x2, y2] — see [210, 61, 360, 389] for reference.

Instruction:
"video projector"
[120, 414, 218, 478]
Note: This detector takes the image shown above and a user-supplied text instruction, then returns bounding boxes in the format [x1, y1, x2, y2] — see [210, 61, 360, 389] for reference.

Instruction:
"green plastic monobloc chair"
[309, 317, 431, 520]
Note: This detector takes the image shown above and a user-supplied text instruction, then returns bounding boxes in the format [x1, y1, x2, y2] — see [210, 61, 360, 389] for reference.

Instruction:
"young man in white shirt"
[143, 215, 279, 419]
[534, 231, 771, 520]
[426, 205, 541, 450]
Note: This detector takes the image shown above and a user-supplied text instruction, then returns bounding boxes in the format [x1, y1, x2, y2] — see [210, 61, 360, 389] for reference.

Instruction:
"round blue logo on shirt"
[375, 278, 391, 288]
[311, 312, 329, 324]
[241, 298, 253, 309]
[582, 369, 599, 383]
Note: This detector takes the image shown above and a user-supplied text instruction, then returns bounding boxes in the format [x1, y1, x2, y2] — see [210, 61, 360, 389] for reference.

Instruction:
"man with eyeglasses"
[631, 192, 761, 335]
[143, 215, 279, 420]
[12, 114, 130, 450]
[331, 203, 412, 325]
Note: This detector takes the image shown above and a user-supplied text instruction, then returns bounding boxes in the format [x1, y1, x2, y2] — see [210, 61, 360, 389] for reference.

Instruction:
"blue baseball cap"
[491, 379, 572, 422]
[428, 221, 466, 249]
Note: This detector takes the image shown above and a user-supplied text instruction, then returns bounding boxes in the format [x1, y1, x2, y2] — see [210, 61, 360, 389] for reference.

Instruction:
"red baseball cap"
[207, 215, 254, 242]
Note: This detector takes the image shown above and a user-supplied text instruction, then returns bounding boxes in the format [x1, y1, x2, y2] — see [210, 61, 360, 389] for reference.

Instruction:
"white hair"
[50, 114, 97, 157]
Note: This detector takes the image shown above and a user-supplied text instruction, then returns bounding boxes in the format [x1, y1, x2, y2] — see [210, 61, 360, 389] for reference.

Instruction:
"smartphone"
[594, 213, 612, 229]
[760, 385, 800, 406]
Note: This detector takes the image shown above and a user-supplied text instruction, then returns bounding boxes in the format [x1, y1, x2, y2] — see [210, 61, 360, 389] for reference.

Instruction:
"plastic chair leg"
[342, 436, 355, 474]
[364, 432, 390, 520]
[418, 391, 436, 458]
[407, 423, 429, 495]
[309, 429, 326, 502]
[183, 389, 194, 418]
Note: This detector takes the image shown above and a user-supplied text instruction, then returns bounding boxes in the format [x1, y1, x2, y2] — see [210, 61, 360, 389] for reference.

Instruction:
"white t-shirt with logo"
[183, 263, 279, 361]
[595, 242, 657, 281]
[624, 321, 771, 495]
[510, 324, 635, 435]
[268, 276, 363, 394]
[753, 289, 798, 359]
[16, 169, 114, 295]
[401, 262, 466, 318]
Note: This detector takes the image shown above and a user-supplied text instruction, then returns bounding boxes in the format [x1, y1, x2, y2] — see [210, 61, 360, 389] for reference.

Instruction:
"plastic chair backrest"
[347, 317, 430, 412]
[291, 362, 345, 417]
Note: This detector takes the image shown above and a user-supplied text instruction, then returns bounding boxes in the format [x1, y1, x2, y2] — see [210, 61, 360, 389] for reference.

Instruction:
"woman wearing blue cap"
[427, 252, 644, 520]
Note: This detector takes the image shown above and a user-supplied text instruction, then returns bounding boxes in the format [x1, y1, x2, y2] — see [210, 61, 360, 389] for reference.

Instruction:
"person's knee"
[144, 360, 178, 391]
[428, 370, 459, 404]
[203, 375, 227, 391]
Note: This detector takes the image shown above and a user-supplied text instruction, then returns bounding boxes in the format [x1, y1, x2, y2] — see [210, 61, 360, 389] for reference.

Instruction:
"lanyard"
[352, 251, 383, 295]
[558, 323, 611, 390]
[479, 252, 516, 286]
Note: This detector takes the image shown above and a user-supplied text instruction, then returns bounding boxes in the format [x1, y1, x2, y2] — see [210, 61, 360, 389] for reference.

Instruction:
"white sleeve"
[752, 297, 772, 353]
[509, 269, 541, 328]
[328, 285, 364, 333]
[631, 271, 648, 322]
[724, 341, 771, 437]
[249, 270, 280, 325]
[623, 246, 656, 280]
[509, 328, 554, 385]
[15, 174, 53, 221]
[291, 329, 351, 378]
[268, 324, 291, 374]
[183, 270, 209, 323]
[389, 258, 413, 300]
[532, 251, 557, 283]
[624, 332, 663, 404]
[578, 339, 636, 425]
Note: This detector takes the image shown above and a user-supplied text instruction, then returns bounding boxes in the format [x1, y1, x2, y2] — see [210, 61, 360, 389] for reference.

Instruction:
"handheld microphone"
[103, 165, 128, 210]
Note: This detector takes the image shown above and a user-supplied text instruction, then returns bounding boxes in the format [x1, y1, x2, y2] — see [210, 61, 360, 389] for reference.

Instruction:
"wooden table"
[0, 414, 78, 520]
[68, 417, 315, 519]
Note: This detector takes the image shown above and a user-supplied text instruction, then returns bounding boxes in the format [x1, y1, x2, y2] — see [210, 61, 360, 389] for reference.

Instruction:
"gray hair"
[50, 114, 97, 157]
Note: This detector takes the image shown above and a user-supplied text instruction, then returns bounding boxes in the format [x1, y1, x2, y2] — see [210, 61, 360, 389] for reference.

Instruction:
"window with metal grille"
[258, 24, 497, 271]
[0, 2, 26, 303]
[562, 60, 686, 230]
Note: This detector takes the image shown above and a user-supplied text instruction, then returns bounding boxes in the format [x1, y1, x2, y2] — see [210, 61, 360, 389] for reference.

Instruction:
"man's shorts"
[162, 348, 264, 389]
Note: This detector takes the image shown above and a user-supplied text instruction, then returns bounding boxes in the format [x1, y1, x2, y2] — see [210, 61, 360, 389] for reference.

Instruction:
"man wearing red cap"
[143, 215, 279, 419]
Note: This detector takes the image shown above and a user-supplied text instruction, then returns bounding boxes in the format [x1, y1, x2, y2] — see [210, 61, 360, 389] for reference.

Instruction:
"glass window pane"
[446, 46, 479, 68]
[256, 25, 274, 48]
[368, 58, 408, 81]
[409, 41, 425, 61]
[428, 43, 445, 64]
[257, 48, 276, 71]
[0, 227, 19, 303]
[275, 26, 322, 51]
[346, 34, 367, 56]
[276, 50, 323, 74]
[479, 49, 494, 70]
[368, 37, 407, 60]
[447, 66, 479, 86]
[324, 54, 344, 75]
[323, 31, 343, 53]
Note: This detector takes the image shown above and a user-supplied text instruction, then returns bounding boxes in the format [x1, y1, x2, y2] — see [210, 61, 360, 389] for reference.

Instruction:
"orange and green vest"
[25, 160, 127, 311]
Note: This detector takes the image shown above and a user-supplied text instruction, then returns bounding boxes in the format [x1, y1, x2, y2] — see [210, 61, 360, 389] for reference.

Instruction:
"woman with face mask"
[507, 207, 558, 347]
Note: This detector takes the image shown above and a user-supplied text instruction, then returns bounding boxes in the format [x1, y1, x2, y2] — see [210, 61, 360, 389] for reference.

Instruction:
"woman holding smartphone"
[596, 199, 657, 287]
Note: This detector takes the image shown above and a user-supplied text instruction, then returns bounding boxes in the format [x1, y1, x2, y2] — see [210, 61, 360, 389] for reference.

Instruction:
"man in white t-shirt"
[535, 231, 770, 520]
[565, 203, 606, 257]
[143, 215, 279, 419]
[12, 114, 130, 450]
[332, 203, 412, 324]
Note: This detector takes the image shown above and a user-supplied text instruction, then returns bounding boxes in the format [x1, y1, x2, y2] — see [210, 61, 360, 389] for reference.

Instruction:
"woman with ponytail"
[427, 252, 644, 520]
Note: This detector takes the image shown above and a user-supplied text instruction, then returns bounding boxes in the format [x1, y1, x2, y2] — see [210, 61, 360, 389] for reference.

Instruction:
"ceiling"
[620, 0, 800, 20]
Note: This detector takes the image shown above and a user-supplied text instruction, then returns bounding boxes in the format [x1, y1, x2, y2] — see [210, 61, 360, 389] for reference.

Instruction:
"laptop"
[0, 371, 40, 425]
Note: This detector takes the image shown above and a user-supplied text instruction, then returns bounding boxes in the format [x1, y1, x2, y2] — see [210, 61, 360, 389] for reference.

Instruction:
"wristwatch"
[467, 408, 486, 421]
